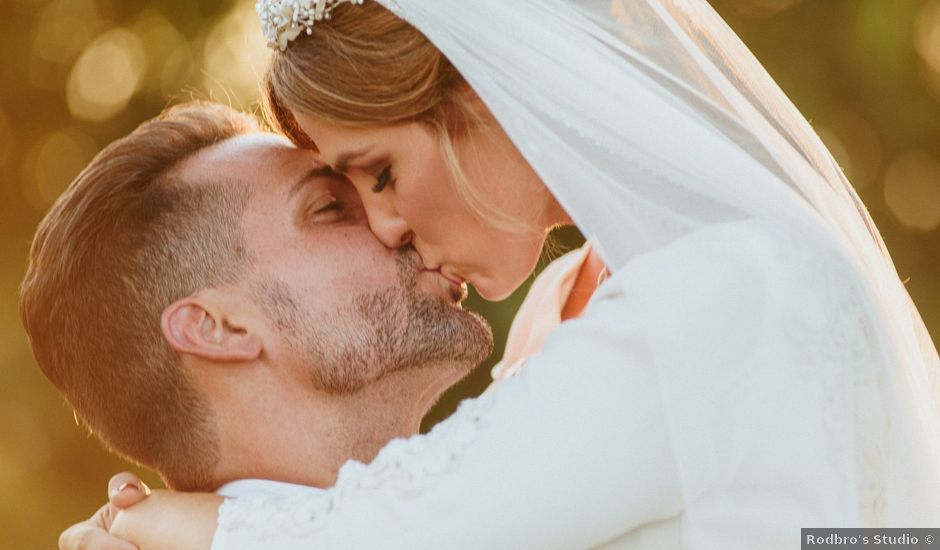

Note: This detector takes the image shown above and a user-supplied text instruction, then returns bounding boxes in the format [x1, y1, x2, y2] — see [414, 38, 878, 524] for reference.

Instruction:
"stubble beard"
[266, 249, 493, 395]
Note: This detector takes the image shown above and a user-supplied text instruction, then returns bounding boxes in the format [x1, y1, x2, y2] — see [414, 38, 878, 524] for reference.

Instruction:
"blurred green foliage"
[0, 0, 938, 547]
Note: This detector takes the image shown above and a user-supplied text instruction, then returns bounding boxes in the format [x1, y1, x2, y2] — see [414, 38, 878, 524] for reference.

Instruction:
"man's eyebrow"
[332, 146, 371, 174]
[287, 165, 336, 202]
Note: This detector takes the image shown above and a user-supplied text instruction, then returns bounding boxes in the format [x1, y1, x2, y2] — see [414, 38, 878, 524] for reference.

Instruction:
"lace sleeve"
[215, 392, 498, 546]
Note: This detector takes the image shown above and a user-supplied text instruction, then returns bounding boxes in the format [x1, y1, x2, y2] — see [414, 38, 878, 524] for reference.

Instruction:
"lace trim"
[217, 391, 497, 541]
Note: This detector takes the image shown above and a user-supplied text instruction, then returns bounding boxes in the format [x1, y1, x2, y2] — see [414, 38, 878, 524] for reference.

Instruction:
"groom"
[20, 102, 493, 534]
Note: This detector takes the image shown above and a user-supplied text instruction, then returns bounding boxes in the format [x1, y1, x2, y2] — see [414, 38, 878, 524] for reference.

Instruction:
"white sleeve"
[212, 264, 684, 550]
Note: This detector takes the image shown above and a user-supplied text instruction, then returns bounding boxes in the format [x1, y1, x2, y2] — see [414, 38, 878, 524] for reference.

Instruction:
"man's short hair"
[20, 102, 259, 490]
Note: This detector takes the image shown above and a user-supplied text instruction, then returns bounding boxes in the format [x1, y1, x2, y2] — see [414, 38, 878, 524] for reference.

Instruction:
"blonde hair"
[19, 103, 257, 491]
[263, 2, 539, 232]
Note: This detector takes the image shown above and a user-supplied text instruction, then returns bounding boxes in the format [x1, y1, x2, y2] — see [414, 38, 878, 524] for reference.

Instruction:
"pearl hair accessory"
[257, 0, 366, 51]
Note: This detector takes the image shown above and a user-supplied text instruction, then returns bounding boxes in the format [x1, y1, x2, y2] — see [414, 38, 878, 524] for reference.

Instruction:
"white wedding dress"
[211, 221, 934, 549]
[211, 0, 940, 548]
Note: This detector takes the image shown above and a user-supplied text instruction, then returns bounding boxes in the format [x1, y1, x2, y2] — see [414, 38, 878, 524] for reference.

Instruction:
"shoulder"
[595, 218, 848, 307]
[576, 219, 860, 359]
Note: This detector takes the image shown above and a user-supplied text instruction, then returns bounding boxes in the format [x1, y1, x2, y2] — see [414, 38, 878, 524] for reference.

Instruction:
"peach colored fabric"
[491, 242, 608, 382]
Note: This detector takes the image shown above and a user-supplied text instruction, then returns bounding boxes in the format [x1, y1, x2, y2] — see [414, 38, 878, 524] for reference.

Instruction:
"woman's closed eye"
[372, 165, 394, 193]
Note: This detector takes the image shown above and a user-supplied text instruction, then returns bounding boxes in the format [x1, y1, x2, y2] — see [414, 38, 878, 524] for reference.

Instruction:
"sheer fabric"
[379, 0, 940, 533]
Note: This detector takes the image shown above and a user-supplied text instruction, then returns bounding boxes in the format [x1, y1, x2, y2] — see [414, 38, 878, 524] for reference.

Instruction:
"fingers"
[59, 517, 138, 550]
[89, 503, 113, 531]
[108, 472, 151, 510]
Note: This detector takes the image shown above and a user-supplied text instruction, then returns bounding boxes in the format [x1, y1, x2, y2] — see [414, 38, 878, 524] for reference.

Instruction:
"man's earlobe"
[161, 297, 263, 362]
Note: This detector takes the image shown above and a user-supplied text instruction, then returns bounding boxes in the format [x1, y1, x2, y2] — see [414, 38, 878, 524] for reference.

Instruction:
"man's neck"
[210, 360, 463, 490]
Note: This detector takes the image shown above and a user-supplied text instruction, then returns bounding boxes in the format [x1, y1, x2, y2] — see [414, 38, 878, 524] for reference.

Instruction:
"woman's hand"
[110, 490, 222, 550]
[59, 472, 222, 550]
[58, 473, 149, 550]
[58, 503, 137, 550]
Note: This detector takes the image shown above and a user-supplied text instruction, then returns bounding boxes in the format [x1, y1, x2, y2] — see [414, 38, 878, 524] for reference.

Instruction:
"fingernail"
[117, 482, 140, 493]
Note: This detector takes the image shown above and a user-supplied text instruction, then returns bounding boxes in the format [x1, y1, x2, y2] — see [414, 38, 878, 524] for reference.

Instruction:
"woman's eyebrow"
[332, 146, 371, 173]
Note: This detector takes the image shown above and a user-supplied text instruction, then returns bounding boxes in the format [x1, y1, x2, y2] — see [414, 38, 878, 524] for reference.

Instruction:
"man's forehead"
[173, 132, 323, 185]
[182, 132, 291, 171]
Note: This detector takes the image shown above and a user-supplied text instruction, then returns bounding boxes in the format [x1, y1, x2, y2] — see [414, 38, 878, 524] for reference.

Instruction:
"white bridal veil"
[379, 0, 940, 536]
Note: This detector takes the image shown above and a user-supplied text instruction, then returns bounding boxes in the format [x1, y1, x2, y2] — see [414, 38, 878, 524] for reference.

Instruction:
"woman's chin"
[471, 276, 521, 302]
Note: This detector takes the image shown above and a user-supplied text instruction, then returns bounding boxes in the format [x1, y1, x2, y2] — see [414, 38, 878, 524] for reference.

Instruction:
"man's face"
[181, 133, 492, 392]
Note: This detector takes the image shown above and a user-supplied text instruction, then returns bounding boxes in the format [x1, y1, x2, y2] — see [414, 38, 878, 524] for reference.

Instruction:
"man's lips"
[423, 268, 467, 302]
[408, 247, 466, 294]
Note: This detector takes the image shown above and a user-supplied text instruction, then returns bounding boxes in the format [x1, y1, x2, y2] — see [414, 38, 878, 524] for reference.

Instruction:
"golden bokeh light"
[884, 151, 940, 231]
[815, 110, 883, 188]
[31, 0, 108, 66]
[21, 127, 98, 209]
[815, 127, 852, 181]
[66, 28, 147, 122]
[201, 3, 271, 106]
[919, 59, 940, 99]
[915, 0, 940, 74]
[132, 10, 185, 65]
[130, 9, 190, 97]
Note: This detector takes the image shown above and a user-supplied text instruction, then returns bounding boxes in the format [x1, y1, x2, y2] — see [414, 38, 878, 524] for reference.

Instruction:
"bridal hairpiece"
[257, 0, 366, 51]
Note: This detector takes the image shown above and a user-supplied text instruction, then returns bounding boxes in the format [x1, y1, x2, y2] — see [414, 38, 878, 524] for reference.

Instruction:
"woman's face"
[292, 111, 570, 301]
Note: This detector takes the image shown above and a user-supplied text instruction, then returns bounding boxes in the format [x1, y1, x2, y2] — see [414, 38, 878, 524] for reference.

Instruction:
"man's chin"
[414, 291, 494, 368]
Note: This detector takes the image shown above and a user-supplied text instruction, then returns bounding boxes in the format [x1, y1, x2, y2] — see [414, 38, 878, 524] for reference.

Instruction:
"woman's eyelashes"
[372, 165, 394, 193]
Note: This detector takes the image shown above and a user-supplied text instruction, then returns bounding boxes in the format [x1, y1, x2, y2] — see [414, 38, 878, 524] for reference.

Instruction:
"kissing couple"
[24, 1, 940, 549]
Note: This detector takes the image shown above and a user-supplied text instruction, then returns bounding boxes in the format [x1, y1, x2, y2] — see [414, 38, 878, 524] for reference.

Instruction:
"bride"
[65, 0, 940, 548]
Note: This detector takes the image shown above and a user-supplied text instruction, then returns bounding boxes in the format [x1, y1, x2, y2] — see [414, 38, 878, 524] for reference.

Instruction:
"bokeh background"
[1, 0, 938, 547]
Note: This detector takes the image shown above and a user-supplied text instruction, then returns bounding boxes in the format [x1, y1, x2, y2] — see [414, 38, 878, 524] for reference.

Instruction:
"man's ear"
[161, 293, 263, 363]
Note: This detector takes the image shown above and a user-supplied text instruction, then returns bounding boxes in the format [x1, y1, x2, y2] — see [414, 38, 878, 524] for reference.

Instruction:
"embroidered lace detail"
[334, 391, 496, 499]
[216, 391, 497, 541]
[217, 490, 335, 541]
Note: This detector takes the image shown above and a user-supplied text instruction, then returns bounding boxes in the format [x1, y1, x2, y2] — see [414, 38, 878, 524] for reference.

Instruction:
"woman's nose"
[364, 201, 413, 248]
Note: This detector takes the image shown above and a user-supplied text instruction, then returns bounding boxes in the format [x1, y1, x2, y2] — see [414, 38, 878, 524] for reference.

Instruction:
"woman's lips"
[439, 270, 466, 287]
[424, 268, 467, 302]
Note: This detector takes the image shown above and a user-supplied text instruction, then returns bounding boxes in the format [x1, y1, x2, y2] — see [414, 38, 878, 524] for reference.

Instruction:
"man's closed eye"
[304, 195, 347, 224]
